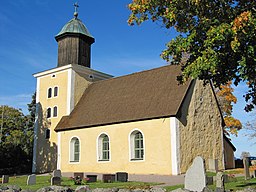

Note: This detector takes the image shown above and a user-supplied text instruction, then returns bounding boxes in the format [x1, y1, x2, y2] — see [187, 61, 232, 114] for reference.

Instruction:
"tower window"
[48, 88, 52, 98]
[47, 108, 51, 118]
[54, 87, 58, 97]
[45, 129, 50, 139]
[53, 106, 58, 117]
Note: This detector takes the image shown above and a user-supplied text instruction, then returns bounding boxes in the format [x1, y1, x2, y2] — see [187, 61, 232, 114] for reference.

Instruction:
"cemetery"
[0, 157, 256, 192]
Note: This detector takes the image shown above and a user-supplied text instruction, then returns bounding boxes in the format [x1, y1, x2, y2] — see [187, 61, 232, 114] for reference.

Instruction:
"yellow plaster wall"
[74, 72, 92, 106]
[60, 118, 173, 175]
[35, 70, 70, 173]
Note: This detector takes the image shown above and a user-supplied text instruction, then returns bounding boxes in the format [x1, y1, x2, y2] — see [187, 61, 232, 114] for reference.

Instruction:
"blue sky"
[0, 1, 255, 158]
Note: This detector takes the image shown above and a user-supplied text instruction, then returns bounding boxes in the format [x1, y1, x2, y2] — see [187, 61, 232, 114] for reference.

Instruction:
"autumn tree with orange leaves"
[216, 82, 242, 136]
[128, 0, 256, 112]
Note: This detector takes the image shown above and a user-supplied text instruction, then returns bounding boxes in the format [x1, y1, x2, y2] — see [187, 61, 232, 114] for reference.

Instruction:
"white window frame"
[97, 133, 111, 162]
[47, 87, 52, 99]
[46, 107, 51, 118]
[53, 106, 58, 118]
[129, 129, 145, 161]
[53, 86, 59, 98]
[69, 137, 80, 163]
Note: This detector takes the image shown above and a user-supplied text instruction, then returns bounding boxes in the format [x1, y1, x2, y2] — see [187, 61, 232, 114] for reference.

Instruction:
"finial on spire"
[74, 2, 79, 18]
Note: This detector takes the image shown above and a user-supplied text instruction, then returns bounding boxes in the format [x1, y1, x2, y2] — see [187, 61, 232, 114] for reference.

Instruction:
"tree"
[0, 93, 35, 174]
[216, 81, 242, 136]
[128, 0, 256, 111]
[245, 113, 256, 140]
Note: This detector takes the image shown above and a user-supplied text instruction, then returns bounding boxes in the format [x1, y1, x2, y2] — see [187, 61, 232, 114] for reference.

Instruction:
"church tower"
[32, 4, 112, 173]
[55, 5, 95, 68]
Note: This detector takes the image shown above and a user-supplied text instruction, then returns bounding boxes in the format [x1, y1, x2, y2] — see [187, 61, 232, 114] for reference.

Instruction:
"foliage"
[128, 0, 256, 111]
[240, 151, 251, 159]
[216, 81, 242, 136]
[0, 93, 35, 174]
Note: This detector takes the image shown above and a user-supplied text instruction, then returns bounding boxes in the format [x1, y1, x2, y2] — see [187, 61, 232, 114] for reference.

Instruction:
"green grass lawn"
[0, 176, 160, 191]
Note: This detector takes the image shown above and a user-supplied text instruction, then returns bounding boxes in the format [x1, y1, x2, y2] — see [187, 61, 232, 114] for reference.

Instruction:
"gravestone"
[2, 175, 9, 184]
[243, 157, 250, 180]
[86, 175, 97, 183]
[206, 176, 213, 185]
[27, 174, 36, 185]
[216, 172, 225, 192]
[51, 176, 61, 186]
[102, 174, 115, 183]
[253, 170, 256, 178]
[53, 169, 62, 178]
[184, 156, 206, 192]
[116, 172, 128, 182]
[208, 159, 218, 173]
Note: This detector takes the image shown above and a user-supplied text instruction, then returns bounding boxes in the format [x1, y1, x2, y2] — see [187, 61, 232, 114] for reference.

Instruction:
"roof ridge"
[91, 64, 178, 86]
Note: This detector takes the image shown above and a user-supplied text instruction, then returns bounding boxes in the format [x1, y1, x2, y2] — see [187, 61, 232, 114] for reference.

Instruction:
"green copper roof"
[56, 17, 93, 38]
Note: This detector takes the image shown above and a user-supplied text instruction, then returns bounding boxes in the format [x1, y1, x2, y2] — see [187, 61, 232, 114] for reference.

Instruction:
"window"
[98, 134, 110, 161]
[130, 130, 144, 160]
[70, 137, 80, 162]
[54, 87, 58, 97]
[47, 108, 51, 118]
[48, 88, 52, 98]
[45, 129, 50, 139]
[53, 106, 58, 117]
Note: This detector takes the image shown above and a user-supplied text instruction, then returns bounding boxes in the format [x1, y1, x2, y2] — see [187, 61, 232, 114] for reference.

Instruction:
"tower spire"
[74, 2, 79, 18]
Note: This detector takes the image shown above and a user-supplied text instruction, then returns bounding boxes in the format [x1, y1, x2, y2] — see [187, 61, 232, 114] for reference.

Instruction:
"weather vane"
[74, 2, 79, 18]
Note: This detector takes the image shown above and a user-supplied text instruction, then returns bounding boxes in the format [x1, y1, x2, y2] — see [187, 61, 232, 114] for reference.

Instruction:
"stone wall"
[223, 137, 235, 169]
[178, 80, 225, 173]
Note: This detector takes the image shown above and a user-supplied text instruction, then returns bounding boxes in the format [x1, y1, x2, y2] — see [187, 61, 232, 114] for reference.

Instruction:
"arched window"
[47, 108, 51, 118]
[70, 137, 80, 162]
[54, 86, 58, 97]
[48, 88, 52, 98]
[130, 130, 144, 160]
[98, 134, 110, 161]
[53, 106, 58, 117]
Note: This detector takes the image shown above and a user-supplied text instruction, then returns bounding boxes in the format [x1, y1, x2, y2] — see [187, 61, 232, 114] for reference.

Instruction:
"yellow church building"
[32, 7, 236, 180]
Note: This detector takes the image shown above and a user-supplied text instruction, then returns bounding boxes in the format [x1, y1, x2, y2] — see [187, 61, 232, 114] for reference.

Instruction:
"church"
[32, 6, 236, 180]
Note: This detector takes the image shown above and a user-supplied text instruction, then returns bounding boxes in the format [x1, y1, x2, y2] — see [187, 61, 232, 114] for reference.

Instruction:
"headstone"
[208, 159, 218, 173]
[53, 169, 62, 178]
[253, 170, 256, 178]
[243, 157, 250, 180]
[102, 174, 115, 183]
[206, 176, 213, 185]
[184, 156, 206, 192]
[116, 172, 128, 182]
[86, 175, 97, 183]
[27, 174, 36, 185]
[51, 176, 61, 186]
[2, 175, 9, 184]
[216, 172, 225, 192]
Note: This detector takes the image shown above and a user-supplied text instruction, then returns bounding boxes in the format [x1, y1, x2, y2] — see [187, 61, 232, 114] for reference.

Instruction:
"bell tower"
[55, 3, 95, 68]
[32, 3, 112, 173]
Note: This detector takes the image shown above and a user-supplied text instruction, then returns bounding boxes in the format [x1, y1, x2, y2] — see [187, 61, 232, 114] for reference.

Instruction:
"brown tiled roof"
[55, 65, 191, 131]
